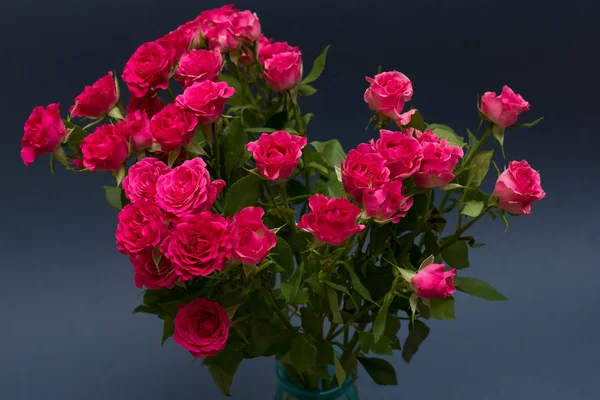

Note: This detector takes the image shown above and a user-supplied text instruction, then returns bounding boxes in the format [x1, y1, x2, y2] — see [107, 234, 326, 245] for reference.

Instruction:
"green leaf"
[326, 286, 343, 324]
[104, 186, 122, 210]
[322, 280, 350, 295]
[221, 118, 249, 180]
[427, 124, 466, 148]
[290, 334, 317, 374]
[301, 45, 330, 85]
[461, 200, 484, 217]
[270, 237, 295, 278]
[467, 150, 493, 188]
[403, 109, 425, 131]
[161, 315, 175, 345]
[311, 140, 346, 169]
[359, 332, 393, 356]
[280, 282, 309, 304]
[132, 305, 157, 315]
[333, 355, 346, 388]
[314, 174, 346, 198]
[205, 346, 244, 396]
[357, 356, 398, 385]
[440, 238, 470, 269]
[298, 84, 317, 96]
[63, 120, 89, 145]
[401, 320, 430, 363]
[303, 113, 315, 127]
[429, 297, 456, 320]
[492, 124, 505, 157]
[265, 110, 288, 131]
[300, 307, 321, 336]
[509, 116, 544, 129]
[219, 73, 243, 93]
[340, 262, 373, 303]
[372, 292, 394, 344]
[245, 320, 278, 357]
[223, 174, 261, 216]
[454, 277, 508, 301]
[245, 127, 277, 133]
[167, 148, 181, 168]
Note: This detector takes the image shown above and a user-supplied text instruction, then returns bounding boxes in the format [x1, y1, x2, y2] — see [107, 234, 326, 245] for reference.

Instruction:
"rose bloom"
[150, 103, 198, 152]
[341, 143, 390, 204]
[80, 124, 129, 171]
[372, 129, 423, 180]
[175, 80, 235, 125]
[156, 158, 226, 218]
[413, 130, 464, 188]
[239, 34, 274, 66]
[122, 42, 172, 97]
[156, 17, 202, 65]
[258, 39, 298, 64]
[173, 298, 232, 358]
[263, 51, 303, 92]
[481, 85, 530, 129]
[127, 92, 165, 119]
[198, 5, 239, 53]
[364, 71, 414, 121]
[122, 157, 170, 203]
[298, 194, 365, 246]
[115, 199, 168, 255]
[230, 207, 276, 265]
[246, 131, 307, 181]
[411, 263, 457, 299]
[114, 110, 152, 152]
[161, 212, 232, 279]
[174, 49, 223, 88]
[130, 252, 179, 290]
[229, 10, 261, 42]
[21, 103, 67, 166]
[492, 160, 546, 215]
[70, 72, 118, 118]
[363, 180, 414, 224]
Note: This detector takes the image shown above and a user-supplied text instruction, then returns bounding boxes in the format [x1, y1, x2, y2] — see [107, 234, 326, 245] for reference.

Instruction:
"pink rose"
[199, 5, 240, 53]
[156, 158, 226, 218]
[156, 18, 202, 65]
[127, 92, 165, 119]
[372, 129, 423, 180]
[122, 42, 172, 97]
[21, 103, 67, 166]
[298, 194, 365, 246]
[246, 131, 307, 181]
[411, 263, 457, 299]
[239, 34, 274, 66]
[122, 157, 170, 203]
[230, 207, 276, 265]
[130, 252, 179, 290]
[175, 49, 223, 88]
[115, 199, 168, 255]
[70, 72, 118, 118]
[175, 80, 235, 125]
[363, 180, 413, 224]
[161, 212, 232, 279]
[80, 124, 129, 171]
[341, 143, 390, 204]
[263, 51, 303, 92]
[492, 160, 546, 215]
[198, 4, 237, 31]
[229, 10, 261, 42]
[115, 110, 152, 152]
[258, 39, 298, 64]
[173, 298, 231, 358]
[150, 103, 198, 152]
[364, 71, 414, 121]
[481, 85, 530, 129]
[413, 130, 464, 188]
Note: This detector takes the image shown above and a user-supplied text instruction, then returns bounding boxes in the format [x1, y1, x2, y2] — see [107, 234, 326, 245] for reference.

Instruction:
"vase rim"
[275, 359, 354, 399]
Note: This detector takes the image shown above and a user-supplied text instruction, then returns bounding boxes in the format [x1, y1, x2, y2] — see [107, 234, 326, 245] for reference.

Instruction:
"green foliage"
[440, 237, 470, 269]
[103, 186, 122, 210]
[301, 45, 331, 85]
[467, 150, 493, 188]
[429, 297, 456, 320]
[402, 320, 430, 363]
[357, 356, 398, 385]
[221, 118, 249, 181]
[310, 139, 346, 169]
[455, 277, 508, 300]
[223, 174, 261, 216]
[427, 124, 466, 147]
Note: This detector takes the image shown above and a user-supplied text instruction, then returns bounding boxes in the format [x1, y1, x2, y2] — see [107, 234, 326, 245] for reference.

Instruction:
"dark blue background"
[2, 0, 599, 398]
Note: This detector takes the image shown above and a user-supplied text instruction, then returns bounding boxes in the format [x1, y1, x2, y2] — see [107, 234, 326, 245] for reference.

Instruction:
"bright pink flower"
[246, 131, 307, 181]
[230, 207, 276, 265]
[130, 252, 179, 290]
[175, 49, 223, 88]
[258, 39, 298, 64]
[298, 194, 365, 246]
[80, 125, 129, 171]
[492, 160, 546, 215]
[411, 263, 457, 299]
[122, 42, 172, 97]
[198, 5, 240, 53]
[156, 18, 202, 65]
[372, 129, 423, 180]
[263, 51, 303, 92]
[127, 92, 165, 119]
[70, 72, 118, 118]
[122, 157, 170, 203]
[229, 10, 261, 42]
[413, 130, 463, 188]
[341, 143, 390, 204]
[115, 199, 168, 255]
[239, 34, 274, 66]
[481, 85, 530, 129]
[150, 103, 198, 152]
[363, 180, 413, 224]
[175, 80, 235, 125]
[114, 110, 152, 152]
[21, 103, 67, 166]
[173, 298, 231, 358]
[161, 212, 232, 279]
[156, 158, 226, 218]
[364, 71, 414, 121]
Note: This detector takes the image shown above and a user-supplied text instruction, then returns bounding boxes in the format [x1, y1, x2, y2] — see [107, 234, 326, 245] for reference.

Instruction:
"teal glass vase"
[274, 360, 358, 400]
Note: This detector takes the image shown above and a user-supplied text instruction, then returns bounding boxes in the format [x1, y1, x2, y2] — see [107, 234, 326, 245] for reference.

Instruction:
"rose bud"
[364, 71, 414, 122]
[21, 103, 67, 166]
[411, 263, 457, 299]
[122, 42, 172, 98]
[341, 143, 390, 204]
[246, 131, 307, 181]
[70, 72, 118, 119]
[80, 124, 129, 171]
[480, 85, 530, 129]
[175, 80, 235, 125]
[492, 160, 546, 215]
[413, 130, 464, 188]
[263, 51, 303, 92]
[230, 207, 276, 265]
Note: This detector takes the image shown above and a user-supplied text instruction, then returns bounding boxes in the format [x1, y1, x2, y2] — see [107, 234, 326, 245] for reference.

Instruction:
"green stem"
[438, 191, 452, 213]
[279, 183, 298, 233]
[327, 300, 381, 340]
[462, 127, 492, 169]
[413, 189, 433, 251]
[294, 101, 306, 135]
[82, 117, 105, 131]
[166, 87, 176, 102]
[262, 287, 294, 330]
[436, 206, 491, 255]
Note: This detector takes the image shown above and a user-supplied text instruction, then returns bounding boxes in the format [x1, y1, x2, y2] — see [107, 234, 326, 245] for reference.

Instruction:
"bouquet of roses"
[20, 4, 546, 397]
